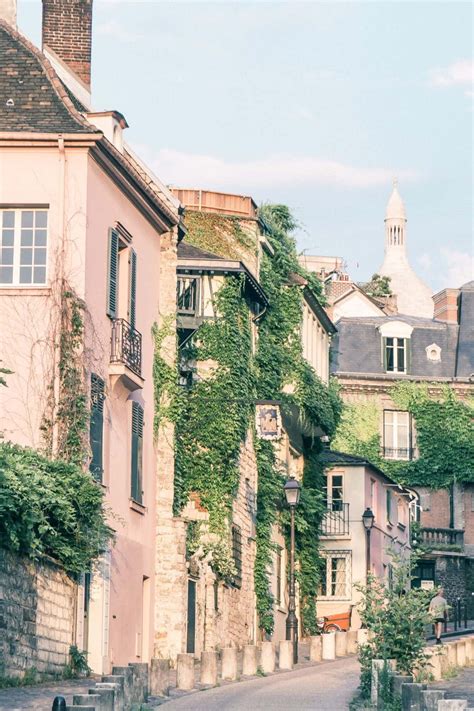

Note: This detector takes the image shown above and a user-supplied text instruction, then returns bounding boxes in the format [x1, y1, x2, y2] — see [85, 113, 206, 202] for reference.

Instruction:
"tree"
[361, 273, 393, 298]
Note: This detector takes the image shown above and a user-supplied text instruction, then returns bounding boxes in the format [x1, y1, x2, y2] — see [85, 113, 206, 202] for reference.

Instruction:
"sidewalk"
[432, 668, 474, 707]
[0, 678, 97, 711]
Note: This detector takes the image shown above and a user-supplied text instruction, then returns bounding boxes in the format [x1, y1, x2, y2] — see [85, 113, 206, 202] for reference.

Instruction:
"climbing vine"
[332, 382, 474, 488]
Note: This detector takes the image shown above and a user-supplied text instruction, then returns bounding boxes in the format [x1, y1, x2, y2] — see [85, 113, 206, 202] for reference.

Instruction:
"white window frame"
[385, 336, 407, 374]
[383, 410, 411, 460]
[0, 208, 49, 287]
[318, 551, 352, 601]
[324, 471, 344, 510]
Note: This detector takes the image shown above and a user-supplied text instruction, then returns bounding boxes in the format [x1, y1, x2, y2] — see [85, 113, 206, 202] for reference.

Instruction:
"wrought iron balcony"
[321, 502, 350, 536]
[110, 318, 142, 377]
[419, 527, 464, 549]
[383, 447, 413, 461]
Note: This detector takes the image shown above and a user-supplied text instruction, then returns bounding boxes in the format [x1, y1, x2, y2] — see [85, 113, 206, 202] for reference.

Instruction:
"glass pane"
[2, 211, 14, 228]
[35, 211, 48, 228]
[35, 248, 47, 266]
[35, 230, 47, 246]
[0, 248, 14, 265]
[397, 341, 405, 371]
[33, 266, 46, 284]
[21, 230, 33, 246]
[19, 266, 32, 283]
[386, 341, 394, 371]
[0, 266, 13, 283]
[2, 230, 14, 246]
[21, 248, 33, 265]
[21, 211, 33, 228]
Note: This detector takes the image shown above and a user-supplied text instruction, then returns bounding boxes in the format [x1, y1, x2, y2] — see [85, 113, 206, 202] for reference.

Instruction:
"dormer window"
[379, 320, 413, 374]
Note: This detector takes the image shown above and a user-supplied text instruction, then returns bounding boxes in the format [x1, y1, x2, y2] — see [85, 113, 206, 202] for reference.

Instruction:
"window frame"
[384, 336, 409, 374]
[318, 550, 352, 601]
[0, 208, 49, 287]
[324, 471, 344, 511]
[177, 276, 200, 316]
[383, 409, 412, 460]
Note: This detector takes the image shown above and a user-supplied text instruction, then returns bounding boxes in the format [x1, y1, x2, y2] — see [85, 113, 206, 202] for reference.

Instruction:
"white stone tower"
[378, 180, 434, 318]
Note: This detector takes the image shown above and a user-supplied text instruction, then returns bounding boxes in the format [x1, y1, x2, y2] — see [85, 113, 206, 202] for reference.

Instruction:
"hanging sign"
[256, 401, 282, 440]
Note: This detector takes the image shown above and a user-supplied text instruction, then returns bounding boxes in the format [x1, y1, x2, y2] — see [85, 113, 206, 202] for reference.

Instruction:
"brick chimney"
[42, 0, 93, 89]
[433, 288, 460, 323]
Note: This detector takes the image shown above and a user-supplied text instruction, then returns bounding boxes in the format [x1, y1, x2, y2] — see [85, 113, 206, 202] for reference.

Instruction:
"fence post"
[52, 699, 66, 711]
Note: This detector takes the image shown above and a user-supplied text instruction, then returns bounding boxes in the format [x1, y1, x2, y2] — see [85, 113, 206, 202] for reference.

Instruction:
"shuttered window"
[107, 228, 119, 318]
[128, 247, 137, 328]
[131, 401, 144, 503]
[89, 374, 105, 482]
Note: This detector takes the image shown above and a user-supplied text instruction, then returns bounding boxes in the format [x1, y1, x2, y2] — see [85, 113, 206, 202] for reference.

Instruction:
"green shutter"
[131, 401, 144, 503]
[128, 248, 137, 329]
[89, 374, 105, 482]
[405, 338, 411, 374]
[107, 228, 119, 318]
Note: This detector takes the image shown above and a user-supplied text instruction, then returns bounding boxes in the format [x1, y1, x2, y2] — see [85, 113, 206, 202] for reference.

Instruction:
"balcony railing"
[419, 527, 464, 548]
[110, 318, 142, 377]
[321, 502, 350, 536]
[383, 447, 413, 460]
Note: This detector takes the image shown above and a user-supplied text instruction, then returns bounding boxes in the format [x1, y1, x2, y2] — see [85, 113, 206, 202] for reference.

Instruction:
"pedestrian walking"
[429, 587, 449, 644]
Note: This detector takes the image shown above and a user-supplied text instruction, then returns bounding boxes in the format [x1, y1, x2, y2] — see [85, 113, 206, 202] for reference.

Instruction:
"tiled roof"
[0, 21, 94, 134]
[178, 242, 224, 261]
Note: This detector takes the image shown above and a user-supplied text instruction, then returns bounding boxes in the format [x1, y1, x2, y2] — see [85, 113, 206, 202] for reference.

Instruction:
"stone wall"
[0, 549, 76, 678]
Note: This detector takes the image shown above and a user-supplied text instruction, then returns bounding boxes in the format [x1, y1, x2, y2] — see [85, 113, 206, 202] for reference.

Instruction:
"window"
[231, 524, 243, 588]
[107, 228, 137, 328]
[177, 277, 199, 315]
[131, 401, 144, 503]
[397, 497, 406, 528]
[384, 337, 409, 373]
[386, 490, 393, 523]
[0, 209, 48, 285]
[275, 546, 283, 606]
[383, 410, 412, 460]
[419, 491, 431, 512]
[324, 472, 344, 511]
[319, 551, 351, 600]
[370, 479, 377, 509]
[89, 374, 105, 482]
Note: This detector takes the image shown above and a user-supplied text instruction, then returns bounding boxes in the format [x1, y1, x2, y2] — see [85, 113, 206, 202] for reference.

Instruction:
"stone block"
[149, 658, 170, 696]
[421, 690, 445, 711]
[321, 632, 336, 660]
[447, 643, 458, 667]
[392, 674, 413, 699]
[111, 667, 133, 706]
[309, 636, 322, 662]
[129, 662, 149, 703]
[176, 653, 194, 690]
[73, 695, 101, 709]
[335, 631, 347, 657]
[90, 688, 114, 711]
[346, 630, 358, 655]
[260, 641, 275, 673]
[437, 702, 468, 710]
[242, 645, 258, 676]
[67, 707, 95, 711]
[456, 641, 466, 667]
[278, 641, 293, 670]
[371, 659, 396, 707]
[200, 651, 218, 686]
[401, 682, 427, 711]
[96, 683, 123, 711]
[426, 650, 443, 681]
[221, 647, 238, 681]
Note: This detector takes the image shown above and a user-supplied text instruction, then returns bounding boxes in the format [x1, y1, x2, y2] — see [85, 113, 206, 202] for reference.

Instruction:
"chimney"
[0, 0, 17, 27]
[42, 0, 93, 89]
[433, 288, 460, 323]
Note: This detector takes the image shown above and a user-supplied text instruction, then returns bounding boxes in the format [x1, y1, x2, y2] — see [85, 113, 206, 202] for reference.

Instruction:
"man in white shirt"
[429, 588, 449, 644]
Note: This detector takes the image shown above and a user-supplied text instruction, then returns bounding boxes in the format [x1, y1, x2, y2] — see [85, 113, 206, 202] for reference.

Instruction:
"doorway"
[186, 579, 197, 654]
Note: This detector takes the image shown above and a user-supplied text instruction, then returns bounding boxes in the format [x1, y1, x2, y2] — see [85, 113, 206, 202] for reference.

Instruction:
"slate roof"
[331, 314, 462, 378]
[456, 281, 474, 377]
[177, 242, 224, 261]
[0, 21, 94, 134]
[319, 449, 414, 492]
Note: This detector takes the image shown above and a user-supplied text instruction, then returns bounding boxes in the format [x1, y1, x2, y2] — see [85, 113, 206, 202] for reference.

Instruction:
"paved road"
[433, 667, 474, 706]
[162, 657, 360, 711]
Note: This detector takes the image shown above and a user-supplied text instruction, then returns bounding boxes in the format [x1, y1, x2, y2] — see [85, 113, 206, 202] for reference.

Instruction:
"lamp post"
[362, 507, 375, 581]
[284, 477, 301, 664]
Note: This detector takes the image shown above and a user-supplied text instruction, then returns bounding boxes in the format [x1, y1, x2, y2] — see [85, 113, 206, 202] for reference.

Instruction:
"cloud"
[430, 59, 474, 95]
[96, 19, 143, 43]
[150, 148, 417, 191]
[418, 253, 433, 271]
[440, 248, 474, 287]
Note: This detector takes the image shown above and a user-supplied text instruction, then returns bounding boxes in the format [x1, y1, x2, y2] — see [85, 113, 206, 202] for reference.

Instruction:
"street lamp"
[284, 477, 301, 664]
[362, 507, 375, 580]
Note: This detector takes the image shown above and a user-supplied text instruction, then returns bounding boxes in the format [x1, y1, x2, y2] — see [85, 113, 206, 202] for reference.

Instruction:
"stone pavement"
[0, 678, 96, 711]
[432, 667, 474, 707]
[158, 656, 360, 711]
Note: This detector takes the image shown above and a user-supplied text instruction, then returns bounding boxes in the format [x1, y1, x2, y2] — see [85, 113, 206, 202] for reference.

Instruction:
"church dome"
[385, 180, 406, 220]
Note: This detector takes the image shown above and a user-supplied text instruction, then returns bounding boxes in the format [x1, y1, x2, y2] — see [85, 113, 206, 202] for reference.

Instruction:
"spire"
[385, 178, 406, 221]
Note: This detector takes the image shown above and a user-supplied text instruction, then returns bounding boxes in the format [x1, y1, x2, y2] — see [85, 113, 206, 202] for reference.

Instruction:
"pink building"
[317, 450, 415, 628]
[0, 3, 181, 672]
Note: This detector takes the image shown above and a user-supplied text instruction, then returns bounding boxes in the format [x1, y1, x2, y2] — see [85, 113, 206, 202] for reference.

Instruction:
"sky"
[18, 0, 474, 291]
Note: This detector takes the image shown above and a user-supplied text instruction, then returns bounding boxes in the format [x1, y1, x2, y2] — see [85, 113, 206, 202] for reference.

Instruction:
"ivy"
[332, 382, 474, 488]
[0, 442, 112, 573]
[183, 211, 257, 260]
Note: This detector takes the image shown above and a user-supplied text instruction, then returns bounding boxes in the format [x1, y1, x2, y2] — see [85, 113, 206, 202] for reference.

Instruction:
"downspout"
[51, 135, 66, 456]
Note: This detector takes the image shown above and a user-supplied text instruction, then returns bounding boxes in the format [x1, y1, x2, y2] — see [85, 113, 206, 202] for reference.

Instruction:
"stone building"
[0, 1, 182, 672]
[330, 280, 474, 602]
